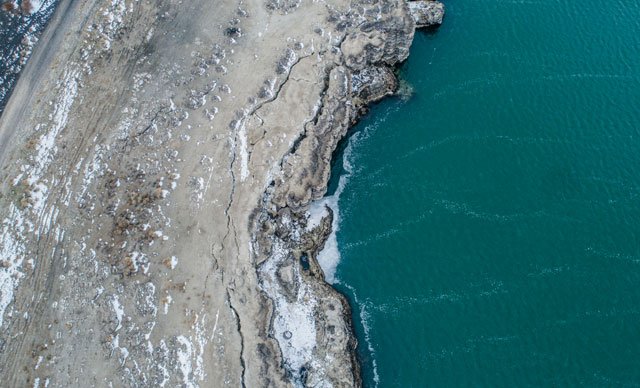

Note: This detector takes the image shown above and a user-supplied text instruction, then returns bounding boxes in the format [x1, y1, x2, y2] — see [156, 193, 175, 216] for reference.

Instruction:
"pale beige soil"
[0, 0, 432, 386]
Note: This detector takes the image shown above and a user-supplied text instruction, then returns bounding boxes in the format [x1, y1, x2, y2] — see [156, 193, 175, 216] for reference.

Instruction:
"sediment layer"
[0, 0, 441, 386]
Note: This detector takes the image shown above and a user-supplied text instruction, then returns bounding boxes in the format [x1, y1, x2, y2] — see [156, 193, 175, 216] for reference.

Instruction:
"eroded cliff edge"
[0, 0, 442, 386]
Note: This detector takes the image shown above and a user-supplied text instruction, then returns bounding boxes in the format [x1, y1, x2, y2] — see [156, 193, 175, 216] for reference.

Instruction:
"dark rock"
[408, 0, 445, 28]
[224, 27, 242, 37]
[351, 66, 398, 103]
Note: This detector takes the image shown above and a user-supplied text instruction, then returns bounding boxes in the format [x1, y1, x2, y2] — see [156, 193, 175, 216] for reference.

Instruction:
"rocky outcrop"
[408, 0, 445, 28]
[0, 0, 442, 386]
[253, 0, 423, 385]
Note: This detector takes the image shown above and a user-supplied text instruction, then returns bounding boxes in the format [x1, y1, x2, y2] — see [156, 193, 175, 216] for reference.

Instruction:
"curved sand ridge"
[0, 0, 441, 386]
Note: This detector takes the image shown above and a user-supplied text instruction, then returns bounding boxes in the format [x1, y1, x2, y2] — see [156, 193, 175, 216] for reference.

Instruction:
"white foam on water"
[309, 131, 357, 284]
[311, 110, 393, 283]
[359, 302, 380, 386]
[339, 281, 380, 387]
[309, 106, 399, 383]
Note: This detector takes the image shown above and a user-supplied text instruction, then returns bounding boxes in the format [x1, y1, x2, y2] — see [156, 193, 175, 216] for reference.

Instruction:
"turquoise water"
[329, 0, 640, 386]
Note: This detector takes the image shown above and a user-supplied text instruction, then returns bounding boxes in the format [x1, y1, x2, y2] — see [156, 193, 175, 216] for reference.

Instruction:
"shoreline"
[0, 0, 442, 385]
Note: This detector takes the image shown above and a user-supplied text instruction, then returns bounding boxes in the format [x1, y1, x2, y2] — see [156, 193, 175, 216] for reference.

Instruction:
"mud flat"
[0, 0, 441, 386]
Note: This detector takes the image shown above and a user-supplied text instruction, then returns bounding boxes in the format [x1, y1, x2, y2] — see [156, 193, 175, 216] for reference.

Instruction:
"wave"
[307, 105, 399, 385]
[307, 135, 354, 283]
[308, 105, 396, 283]
[338, 281, 380, 387]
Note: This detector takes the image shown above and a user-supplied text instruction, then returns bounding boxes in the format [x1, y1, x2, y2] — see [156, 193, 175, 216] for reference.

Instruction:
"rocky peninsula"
[0, 0, 442, 386]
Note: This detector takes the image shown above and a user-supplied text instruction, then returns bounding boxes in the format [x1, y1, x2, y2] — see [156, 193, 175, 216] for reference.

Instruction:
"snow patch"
[111, 295, 125, 331]
[259, 241, 321, 386]
[238, 119, 250, 181]
[174, 314, 208, 387]
[176, 336, 195, 388]
[24, 0, 44, 14]
[31, 69, 79, 181]
[162, 294, 172, 315]
[0, 204, 27, 327]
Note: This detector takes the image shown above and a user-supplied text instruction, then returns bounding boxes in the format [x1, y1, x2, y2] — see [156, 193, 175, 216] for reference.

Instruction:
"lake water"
[3, 0, 640, 386]
[326, 0, 640, 386]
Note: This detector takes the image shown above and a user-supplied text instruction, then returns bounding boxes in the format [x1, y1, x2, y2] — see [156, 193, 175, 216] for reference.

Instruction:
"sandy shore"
[0, 0, 440, 386]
